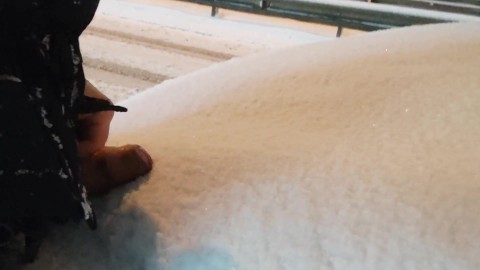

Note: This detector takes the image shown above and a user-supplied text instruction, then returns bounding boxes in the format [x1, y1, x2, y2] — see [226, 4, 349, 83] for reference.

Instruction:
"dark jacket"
[0, 0, 101, 239]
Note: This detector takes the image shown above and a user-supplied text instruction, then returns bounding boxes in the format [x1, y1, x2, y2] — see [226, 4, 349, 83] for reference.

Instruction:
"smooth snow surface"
[29, 23, 480, 270]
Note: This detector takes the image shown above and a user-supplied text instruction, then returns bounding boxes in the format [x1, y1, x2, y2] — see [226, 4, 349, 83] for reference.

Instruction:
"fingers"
[81, 145, 153, 196]
[78, 79, 114, 157]
[77, 110, 113, 158]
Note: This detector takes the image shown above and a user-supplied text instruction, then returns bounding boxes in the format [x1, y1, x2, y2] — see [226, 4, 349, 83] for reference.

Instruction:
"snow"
[96, 0, 335, 48]
[0, 74, 22, 83]
[28, 22, 480, 269]
[82, 0, 343, 102]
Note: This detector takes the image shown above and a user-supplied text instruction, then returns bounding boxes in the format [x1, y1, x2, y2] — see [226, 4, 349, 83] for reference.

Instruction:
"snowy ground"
[27, 22, 480, 270]
[81, 0, 363, 102]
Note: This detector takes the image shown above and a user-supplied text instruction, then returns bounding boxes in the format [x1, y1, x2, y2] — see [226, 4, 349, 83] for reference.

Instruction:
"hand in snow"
[78, 81, 153, 195]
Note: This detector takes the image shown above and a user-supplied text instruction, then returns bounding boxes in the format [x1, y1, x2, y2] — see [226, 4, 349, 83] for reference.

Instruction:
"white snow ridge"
[29, 22, 480, 270]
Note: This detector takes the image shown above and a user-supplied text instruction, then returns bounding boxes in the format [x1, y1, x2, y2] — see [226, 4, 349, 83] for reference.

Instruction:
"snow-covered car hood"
[31, 22, 480, 270]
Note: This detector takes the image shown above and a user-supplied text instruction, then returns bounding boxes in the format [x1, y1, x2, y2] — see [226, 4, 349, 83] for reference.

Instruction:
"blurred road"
[81, 0, 350, 102]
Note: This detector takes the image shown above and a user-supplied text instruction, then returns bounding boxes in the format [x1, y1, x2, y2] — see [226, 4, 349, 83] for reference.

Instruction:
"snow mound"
[32, 22, 480, 269]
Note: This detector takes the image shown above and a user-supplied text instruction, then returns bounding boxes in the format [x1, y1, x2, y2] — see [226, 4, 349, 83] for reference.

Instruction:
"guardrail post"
[261, 0, 271, 9]
[211, 6, 219, 16]
[336, 26, 343, 37]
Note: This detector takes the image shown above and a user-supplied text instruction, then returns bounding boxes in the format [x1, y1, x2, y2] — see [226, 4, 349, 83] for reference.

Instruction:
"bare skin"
[77, 81, 153, 196]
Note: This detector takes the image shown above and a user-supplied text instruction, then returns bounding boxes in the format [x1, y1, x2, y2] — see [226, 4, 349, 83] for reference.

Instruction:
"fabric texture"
[0, 0, 103, 231]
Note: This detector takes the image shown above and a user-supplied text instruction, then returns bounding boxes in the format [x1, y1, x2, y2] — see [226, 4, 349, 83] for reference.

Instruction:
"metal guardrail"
[178, 0, 480, 36]
[372, 0, 480, 16]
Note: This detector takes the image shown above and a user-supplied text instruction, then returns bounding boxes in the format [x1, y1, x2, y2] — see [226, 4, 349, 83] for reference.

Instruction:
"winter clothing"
[0, 0, 124, 262]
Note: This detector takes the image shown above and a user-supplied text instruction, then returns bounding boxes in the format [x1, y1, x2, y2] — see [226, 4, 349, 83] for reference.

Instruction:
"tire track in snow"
[83, 56, 171, 84]
[82, 24, 237, 102]
[84, 26, 234, 62]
